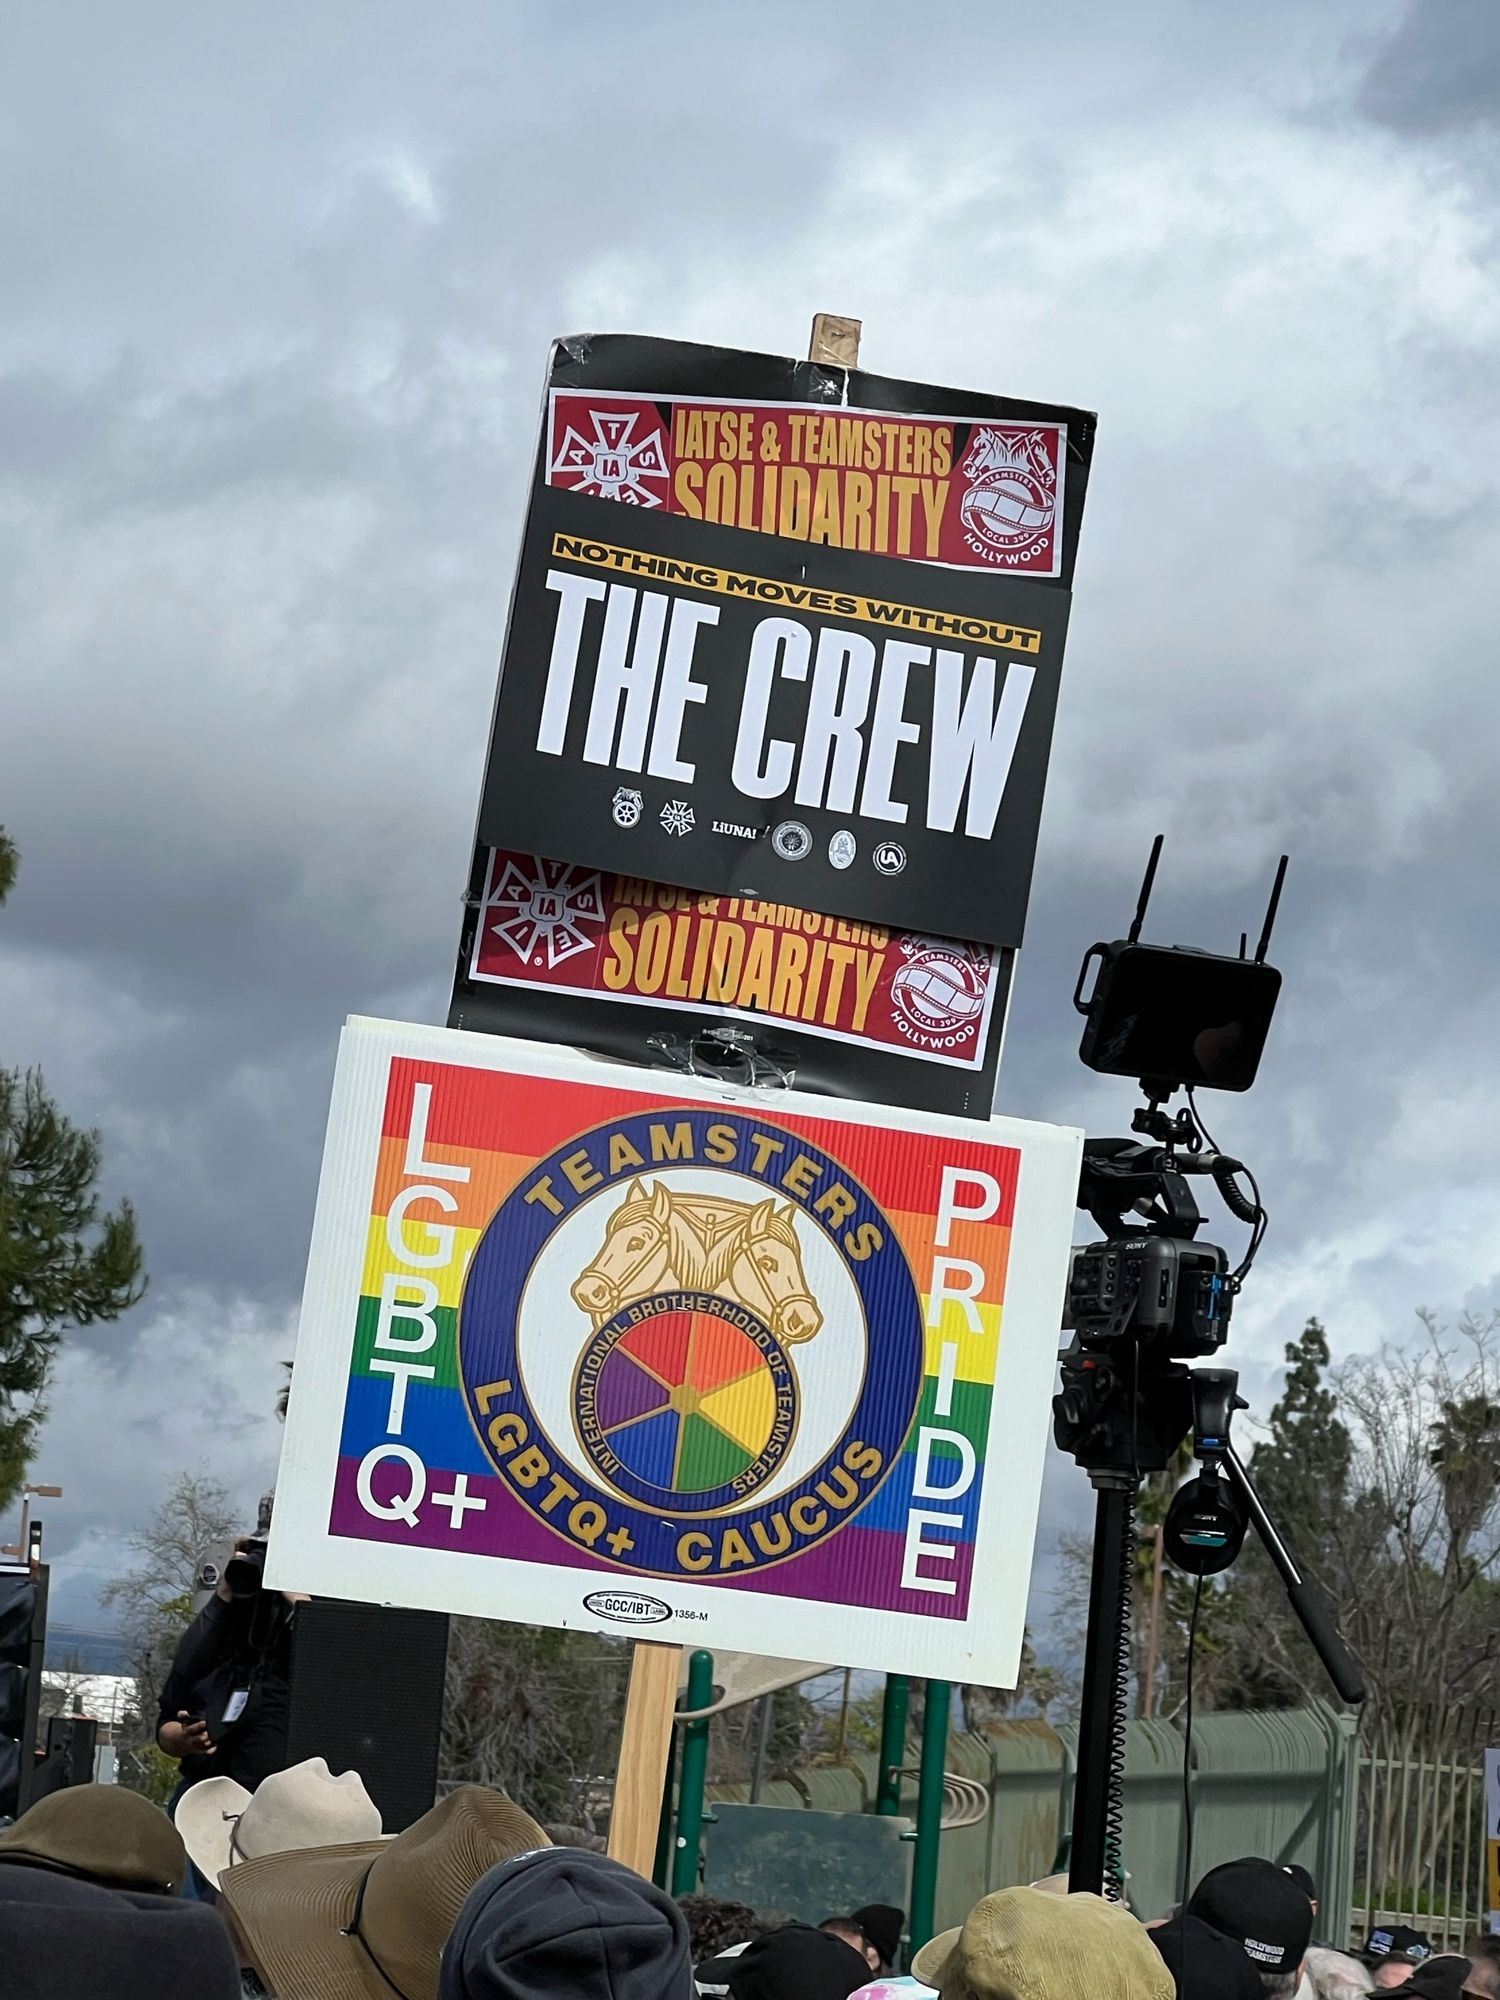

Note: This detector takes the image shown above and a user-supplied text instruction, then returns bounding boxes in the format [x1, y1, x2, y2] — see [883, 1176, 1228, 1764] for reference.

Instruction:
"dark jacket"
[157, 1592, 295, 1792]
[0, 1862, 239, 1998]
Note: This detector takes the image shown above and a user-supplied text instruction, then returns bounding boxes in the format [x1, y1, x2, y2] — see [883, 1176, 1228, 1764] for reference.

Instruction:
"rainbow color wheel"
[594, 1307, 779, 1494]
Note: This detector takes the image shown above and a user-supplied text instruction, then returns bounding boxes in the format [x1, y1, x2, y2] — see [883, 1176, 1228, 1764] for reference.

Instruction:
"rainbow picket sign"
[268, 1018, 1081, 1682]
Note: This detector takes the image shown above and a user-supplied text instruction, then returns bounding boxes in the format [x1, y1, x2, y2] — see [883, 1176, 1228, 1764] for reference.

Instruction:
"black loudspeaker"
[29, 1715, 99, 1803]
[0, 1563, 47, 1820]
[286, 1601, 449, 1832]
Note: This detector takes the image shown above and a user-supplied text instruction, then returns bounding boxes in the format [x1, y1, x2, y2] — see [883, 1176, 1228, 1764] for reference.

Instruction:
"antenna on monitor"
[1127, 833, 1165, 945]
[1254, 855, 1289, 967]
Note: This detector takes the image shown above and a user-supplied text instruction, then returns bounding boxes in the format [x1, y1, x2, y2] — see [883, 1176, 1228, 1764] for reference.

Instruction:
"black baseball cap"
[1186, 1859, 1314, 1976]
[1405, 1956, 1472, 1999]
[1282, 1864, 1316, 1901]
[1151, 1913, 1262, 1999]
[1364, 1924, 1434, 1967]
[726, 1924, 870, 2000]
[851, 1904, 903, 1968]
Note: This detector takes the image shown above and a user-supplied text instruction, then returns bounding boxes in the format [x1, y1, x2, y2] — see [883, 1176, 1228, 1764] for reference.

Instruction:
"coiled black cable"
[1103, 1485, 1135, 1900]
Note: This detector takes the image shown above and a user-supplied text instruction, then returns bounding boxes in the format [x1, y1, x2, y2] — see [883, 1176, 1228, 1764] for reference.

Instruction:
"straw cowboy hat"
[219, 1784, 550, 2000]
[177, 1756, 384, 1886]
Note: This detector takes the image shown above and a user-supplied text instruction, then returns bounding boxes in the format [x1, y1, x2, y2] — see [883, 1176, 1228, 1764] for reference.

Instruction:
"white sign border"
[266, 1015, 1081, 1686]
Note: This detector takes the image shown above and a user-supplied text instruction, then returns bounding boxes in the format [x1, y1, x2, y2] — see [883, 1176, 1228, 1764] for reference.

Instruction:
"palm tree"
[276, 1359, 292, 1421]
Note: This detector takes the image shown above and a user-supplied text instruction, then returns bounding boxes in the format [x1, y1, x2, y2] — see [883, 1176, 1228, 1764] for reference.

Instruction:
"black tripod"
[1064, 1352, 1368, 1896]
[1054, 1126, 1366, 1900]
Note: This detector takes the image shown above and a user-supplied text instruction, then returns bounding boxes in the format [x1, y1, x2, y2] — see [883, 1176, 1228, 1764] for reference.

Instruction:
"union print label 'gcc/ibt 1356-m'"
[474, 335, 1094, 950]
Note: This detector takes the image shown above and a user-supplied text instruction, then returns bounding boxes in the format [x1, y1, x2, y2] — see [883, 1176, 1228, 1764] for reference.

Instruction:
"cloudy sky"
[4, 0, 1499, 1653]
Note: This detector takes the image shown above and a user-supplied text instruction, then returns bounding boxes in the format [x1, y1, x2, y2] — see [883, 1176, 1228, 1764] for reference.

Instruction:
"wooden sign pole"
[607, 1639, 683, 1873]
[605, 309, 862, 1884]
[808, 311, 862, 369]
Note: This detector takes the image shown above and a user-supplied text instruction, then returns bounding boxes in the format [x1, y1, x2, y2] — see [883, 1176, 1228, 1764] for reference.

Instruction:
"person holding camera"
[156, 1494, 307, 1803]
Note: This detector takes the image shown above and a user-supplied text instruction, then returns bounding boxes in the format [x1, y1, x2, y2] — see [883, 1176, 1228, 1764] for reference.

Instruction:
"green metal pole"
[671, 1649, 714, 1897]
[877, 1673, 911, 1815]
[653, 1720, 679, 1890]
[909, 1679, 952, 1956]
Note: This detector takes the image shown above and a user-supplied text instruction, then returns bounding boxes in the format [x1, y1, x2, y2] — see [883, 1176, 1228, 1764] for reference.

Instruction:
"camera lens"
[223, 1539, 266, 1598]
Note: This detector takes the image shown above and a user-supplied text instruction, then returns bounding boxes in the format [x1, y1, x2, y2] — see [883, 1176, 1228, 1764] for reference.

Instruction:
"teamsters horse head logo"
[458, 1106, 924, 1585]
[569, 1178, 823, 1346]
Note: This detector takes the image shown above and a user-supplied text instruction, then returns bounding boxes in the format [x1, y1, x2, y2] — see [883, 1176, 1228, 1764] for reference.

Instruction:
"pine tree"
[1216, 1317, 1352, 1708]
[0, 829, 145, 1507]
[1248, 1317, 1352, 1541]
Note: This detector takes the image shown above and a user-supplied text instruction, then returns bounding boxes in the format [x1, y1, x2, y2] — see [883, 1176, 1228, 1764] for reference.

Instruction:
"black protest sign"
[479, 480, 1073, 944]
[453, 335, 1094, 1114]
[473, 334, 1094, 950]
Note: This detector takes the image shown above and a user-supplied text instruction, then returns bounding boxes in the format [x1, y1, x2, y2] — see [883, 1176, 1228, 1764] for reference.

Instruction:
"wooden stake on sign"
[605, 311, 864, 1884]
[808, 311, 862, 369]
[607, 1640, 682, 1875]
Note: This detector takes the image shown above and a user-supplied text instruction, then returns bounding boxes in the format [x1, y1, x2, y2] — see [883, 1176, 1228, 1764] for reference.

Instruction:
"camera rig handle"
[1078, 1133, 1259, 1243]
[1077, 1136, 1205, 1241]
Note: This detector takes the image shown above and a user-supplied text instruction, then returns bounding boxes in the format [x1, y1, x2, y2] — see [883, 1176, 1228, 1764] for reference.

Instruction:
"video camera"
[222, 1536, 268, 1599]
[1053, 838, 1364, 1904]
[1065, 835, 1283, 1344]
[195, 1492, 276, 1605]
[1052, 836, 1283, 1479]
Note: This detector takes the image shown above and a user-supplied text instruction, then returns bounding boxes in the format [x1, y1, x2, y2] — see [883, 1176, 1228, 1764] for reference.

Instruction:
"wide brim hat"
[911, 1928, 962, 1989]
[177, 1757, 385, 1886]
[175, 1774, 254, 1885]
[220, 1785, 549, 2000]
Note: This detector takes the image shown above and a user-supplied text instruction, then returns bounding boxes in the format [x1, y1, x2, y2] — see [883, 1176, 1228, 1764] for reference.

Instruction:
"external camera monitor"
[1074, 839, 1287, 1094]
[1077, 943, 1281, 1091]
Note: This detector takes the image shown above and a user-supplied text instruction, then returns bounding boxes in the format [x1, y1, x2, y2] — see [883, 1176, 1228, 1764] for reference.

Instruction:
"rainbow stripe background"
[329, 1058, 1016, 1620]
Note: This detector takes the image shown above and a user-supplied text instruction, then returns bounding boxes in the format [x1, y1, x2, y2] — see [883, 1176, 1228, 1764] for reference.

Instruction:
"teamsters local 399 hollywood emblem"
[459, 1106, 923, 1581]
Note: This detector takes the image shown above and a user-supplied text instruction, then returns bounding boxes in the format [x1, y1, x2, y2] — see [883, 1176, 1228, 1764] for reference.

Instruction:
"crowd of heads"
[681, 1859, 1500, 2000]
[1, 1772, 1498, 2000]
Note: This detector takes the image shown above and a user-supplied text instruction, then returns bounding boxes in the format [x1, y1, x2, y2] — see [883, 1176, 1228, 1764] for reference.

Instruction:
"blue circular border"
[458, 1107, 924, 1577]
[574, 1290, 795, 1514]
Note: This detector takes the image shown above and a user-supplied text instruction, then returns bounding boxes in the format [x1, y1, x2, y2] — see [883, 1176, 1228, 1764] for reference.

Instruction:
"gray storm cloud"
[2, 0, 1497, 1640]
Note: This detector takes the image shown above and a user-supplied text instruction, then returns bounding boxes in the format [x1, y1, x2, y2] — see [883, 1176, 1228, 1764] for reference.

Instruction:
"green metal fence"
[703, 1703, 1360, 1936]
[1349, 1709, 1495, 1952]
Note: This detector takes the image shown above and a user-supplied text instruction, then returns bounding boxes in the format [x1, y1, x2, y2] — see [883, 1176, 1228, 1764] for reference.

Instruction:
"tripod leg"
[1223, 1448, 1365, 1704]
[1069, 1483, 1135, 1899]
